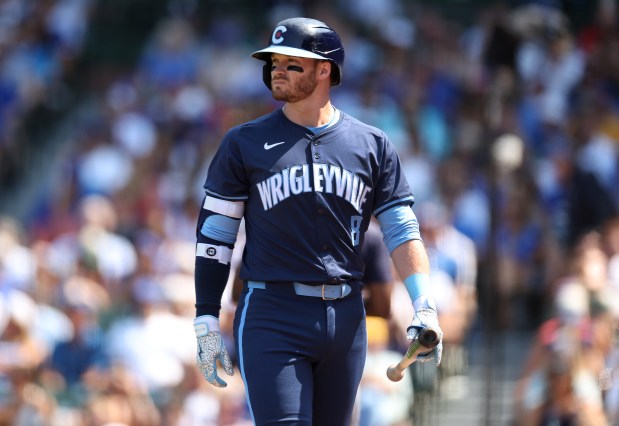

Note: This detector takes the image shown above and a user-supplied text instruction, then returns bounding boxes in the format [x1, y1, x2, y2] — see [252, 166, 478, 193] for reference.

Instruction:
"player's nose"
[271, 64, 286, 75]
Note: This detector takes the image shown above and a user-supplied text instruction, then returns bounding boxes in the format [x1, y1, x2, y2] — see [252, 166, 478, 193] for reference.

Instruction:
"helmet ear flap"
[262, 61, 272, 90]
[330, 63, 342, 86]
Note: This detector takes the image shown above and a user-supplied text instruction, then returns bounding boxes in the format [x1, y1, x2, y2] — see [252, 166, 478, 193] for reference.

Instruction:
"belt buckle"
[321, 284, 337, 300]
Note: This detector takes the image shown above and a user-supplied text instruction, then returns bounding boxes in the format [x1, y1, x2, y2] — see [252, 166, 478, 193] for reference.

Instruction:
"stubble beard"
[271, 73, 318, 103]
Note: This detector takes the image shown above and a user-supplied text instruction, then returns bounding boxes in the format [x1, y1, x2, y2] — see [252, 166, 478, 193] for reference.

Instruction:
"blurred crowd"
[0, 0, 92, 192]
[1, 0, 619, 425]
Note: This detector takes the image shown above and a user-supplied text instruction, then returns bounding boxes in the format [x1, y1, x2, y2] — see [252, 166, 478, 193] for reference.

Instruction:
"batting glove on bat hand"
[407, 298, 443, 366]
[194, 315, 235, 387]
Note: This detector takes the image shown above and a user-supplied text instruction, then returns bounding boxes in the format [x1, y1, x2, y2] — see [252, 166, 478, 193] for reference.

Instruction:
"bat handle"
[385, 326, 442, 382]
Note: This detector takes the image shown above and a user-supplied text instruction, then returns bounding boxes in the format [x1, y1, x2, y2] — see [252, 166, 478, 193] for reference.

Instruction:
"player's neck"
[282, 99, 335, 128]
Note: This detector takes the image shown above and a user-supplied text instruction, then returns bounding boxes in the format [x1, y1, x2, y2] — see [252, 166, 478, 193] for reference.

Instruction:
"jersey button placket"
[312, 139, 329, 264]
[311, 138, 321, 160]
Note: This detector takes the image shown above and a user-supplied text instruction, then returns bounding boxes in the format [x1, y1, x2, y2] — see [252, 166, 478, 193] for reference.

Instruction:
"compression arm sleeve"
[194, 196, 244, 318]
[375, 204, 422, 254]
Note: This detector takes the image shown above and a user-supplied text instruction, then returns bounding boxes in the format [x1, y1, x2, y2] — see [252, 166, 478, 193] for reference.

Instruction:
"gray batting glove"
[407, 297, 443, 366]
[194, 315, 235, 387]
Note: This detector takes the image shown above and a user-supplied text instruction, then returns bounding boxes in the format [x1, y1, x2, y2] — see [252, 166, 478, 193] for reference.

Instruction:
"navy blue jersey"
[361, 220, 394, 284]
[204, 108, 413, 284]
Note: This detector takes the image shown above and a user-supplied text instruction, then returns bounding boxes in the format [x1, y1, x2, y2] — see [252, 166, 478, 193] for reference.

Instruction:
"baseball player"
[193, 17, 443, 426]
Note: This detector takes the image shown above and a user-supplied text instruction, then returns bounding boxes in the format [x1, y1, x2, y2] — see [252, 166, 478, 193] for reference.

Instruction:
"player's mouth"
[272, 78, 288, 85]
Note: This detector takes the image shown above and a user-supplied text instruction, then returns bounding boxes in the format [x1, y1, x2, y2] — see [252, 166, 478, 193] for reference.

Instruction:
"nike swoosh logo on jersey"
[264, 141, 285, 150]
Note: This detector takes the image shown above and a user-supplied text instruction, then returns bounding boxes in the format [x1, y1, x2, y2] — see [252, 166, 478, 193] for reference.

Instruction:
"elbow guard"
[194, 196, 245, 317]
[196, 196, 245, 264]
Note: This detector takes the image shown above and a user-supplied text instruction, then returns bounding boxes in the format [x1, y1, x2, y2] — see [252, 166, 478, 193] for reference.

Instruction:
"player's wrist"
[403, 273, 432, 309]
[194, 315, 220, 337]
[412, 294, 437, 313]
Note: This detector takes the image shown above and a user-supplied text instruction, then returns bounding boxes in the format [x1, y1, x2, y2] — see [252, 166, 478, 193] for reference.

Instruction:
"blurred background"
[0, 0, 618, 425]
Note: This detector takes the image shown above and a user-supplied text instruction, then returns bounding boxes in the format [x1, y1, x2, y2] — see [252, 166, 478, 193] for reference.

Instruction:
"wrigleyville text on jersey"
[256, 162, 372, 214]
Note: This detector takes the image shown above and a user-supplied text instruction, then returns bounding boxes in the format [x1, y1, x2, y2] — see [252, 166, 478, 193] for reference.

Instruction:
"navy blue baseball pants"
[234, 281, 367, 426]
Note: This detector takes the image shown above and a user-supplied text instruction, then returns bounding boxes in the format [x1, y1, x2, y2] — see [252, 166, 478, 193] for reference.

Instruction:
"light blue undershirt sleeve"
[375, 204, 422, 254]
[403, 273, 431, 306]
[201, 215, 241, 244]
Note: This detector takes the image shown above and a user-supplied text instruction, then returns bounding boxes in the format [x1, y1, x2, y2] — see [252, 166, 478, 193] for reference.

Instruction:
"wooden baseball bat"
[386, 326, 441, 382]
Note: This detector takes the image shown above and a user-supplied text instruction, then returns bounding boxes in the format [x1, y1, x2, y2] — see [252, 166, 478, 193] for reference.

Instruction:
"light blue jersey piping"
[238, 288, 256, 423]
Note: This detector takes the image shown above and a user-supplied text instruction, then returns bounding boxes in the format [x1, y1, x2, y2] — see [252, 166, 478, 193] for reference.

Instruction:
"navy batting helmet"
[251, 17, 345, 89]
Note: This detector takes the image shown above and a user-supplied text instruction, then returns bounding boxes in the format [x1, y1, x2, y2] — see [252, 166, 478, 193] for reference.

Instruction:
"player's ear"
[318, 60, 332, 82]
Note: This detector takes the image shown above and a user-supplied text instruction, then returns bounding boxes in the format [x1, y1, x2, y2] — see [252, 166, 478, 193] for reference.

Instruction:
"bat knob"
[386, 366, 404, 382]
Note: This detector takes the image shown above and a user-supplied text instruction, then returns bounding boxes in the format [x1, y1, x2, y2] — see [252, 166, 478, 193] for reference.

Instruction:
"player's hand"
[194, 315, 235, 387]
[407, 299, 443, 366]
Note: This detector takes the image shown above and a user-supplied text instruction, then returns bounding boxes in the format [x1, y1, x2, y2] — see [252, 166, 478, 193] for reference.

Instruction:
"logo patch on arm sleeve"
[196, 243, 233, 265]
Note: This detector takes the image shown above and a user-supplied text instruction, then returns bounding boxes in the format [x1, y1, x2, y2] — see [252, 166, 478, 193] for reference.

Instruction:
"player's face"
[270, 54, 320, 103]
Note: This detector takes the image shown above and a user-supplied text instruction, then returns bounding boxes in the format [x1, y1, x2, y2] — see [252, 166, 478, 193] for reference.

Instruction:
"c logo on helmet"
[271, 25, 287, 44]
